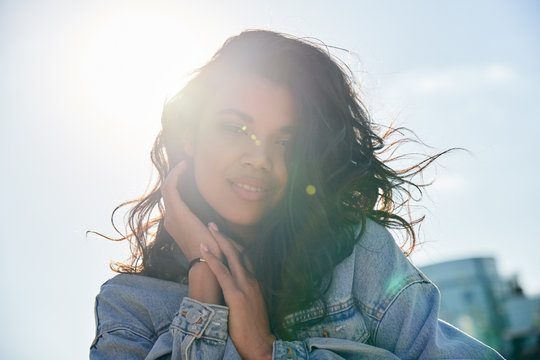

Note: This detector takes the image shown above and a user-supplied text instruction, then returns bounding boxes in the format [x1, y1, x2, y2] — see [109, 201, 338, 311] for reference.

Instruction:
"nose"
[240, 140, 272, 172]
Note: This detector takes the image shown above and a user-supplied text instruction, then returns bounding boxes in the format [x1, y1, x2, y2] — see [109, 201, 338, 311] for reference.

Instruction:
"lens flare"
[306, 185, 316, 195]
[385, 274, 405, 294]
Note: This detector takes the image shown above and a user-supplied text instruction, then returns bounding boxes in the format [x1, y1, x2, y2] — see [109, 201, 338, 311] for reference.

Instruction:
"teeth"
[234, 183, 266, 192]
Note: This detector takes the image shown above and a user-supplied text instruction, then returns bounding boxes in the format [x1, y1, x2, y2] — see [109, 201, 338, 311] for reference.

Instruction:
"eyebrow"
[215, 108, 296, 133]
[216, 108, 253, 123]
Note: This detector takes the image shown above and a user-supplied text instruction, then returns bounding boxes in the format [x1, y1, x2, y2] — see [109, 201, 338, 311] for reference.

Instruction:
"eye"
[275, 138, 290, 147]
[221, 123, 248, 135]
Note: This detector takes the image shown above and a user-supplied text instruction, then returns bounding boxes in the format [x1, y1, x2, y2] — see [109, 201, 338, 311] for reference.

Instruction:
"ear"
[182, 128, 195, 157]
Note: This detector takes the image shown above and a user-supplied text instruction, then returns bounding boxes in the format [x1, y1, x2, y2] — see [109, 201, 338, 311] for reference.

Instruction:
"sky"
[1, 0, 539, 358]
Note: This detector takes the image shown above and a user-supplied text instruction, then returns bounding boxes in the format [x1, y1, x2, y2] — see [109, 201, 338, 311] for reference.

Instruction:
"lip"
[228, 177, 273, 201]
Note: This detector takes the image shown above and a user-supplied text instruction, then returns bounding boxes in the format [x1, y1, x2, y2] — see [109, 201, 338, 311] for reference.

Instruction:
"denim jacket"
[90, 220, 504, 359]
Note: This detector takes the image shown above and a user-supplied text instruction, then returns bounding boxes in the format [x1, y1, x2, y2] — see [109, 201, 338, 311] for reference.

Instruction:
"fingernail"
[200, 243, 209, 252]
[208, 222, 219, 232]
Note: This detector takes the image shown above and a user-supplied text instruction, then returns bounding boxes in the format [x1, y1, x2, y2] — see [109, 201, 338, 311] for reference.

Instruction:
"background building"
[503, 276, 540, 359]
[421, 258, 540, 359]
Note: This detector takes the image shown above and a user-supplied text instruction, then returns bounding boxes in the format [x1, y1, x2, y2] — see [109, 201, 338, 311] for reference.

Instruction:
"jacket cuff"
[172, 297, 229, 342]
[273, 340, 308, 360]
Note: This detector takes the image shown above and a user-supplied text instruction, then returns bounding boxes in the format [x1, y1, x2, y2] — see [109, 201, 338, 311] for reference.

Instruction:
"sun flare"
[74, 7, 215, 134]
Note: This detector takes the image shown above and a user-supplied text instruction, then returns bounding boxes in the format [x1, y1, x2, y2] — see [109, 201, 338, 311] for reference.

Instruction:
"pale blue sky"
[1, 0, 539, 358]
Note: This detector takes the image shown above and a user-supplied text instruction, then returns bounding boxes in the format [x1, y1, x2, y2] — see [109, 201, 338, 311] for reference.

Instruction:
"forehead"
[203, 74, 296, 128]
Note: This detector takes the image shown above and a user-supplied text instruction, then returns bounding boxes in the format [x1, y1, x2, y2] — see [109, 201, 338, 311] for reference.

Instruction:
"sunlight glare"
[76, 9, 210, 136]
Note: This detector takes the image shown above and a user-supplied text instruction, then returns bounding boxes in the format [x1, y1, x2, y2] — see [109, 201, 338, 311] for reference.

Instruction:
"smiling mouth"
[232, 182, 268, 192]
[229, 178, 273, 201]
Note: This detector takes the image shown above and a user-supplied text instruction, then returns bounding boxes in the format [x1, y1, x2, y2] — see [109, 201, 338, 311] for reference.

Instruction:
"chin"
[218, 210, 264, 227]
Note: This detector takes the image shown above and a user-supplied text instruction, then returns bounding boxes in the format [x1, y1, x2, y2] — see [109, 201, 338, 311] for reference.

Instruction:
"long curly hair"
[99, 30, 448, 338]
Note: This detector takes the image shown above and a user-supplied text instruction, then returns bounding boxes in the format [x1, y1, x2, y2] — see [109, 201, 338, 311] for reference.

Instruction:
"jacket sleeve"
[90, 275, 234, 359]
[373, 281, 505, 360]
[170, 297, 230, 359]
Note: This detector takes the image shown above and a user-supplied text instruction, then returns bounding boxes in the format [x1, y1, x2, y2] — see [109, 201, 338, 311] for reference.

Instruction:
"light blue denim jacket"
[90, 220, 504, 359]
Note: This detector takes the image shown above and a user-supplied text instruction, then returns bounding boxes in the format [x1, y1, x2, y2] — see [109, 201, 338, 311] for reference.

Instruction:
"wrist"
[188, 263, 223, 304]
[265, 335, 276, 360]
[188, 262, 216, 282]
[188, 257, 207, 272]
[256, 334, 275, 360]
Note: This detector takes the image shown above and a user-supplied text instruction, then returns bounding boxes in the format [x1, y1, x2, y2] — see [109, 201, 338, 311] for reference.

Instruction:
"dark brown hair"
[98, 30, 448, 337]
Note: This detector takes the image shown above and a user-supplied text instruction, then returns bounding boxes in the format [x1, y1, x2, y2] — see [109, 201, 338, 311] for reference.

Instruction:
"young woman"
[90, 30, 504, 359]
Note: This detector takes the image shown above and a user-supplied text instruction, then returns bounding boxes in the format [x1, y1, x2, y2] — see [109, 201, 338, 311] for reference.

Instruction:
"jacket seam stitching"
[95, 325, 156, 343]
[175, 327, 227, 342]
[283, 298, 355, 326]
[372, 279, 430, 342]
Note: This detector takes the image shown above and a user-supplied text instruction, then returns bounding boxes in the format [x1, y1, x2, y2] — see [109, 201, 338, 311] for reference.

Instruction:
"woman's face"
[184, 74, 296, 232]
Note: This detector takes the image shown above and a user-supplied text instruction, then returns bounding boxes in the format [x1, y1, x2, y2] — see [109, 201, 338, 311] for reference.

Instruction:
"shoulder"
[347, 220, 433, 320]
[96, 274, 188, 315]
[98, 273, 187, 298]
[94, 274, 187, 341]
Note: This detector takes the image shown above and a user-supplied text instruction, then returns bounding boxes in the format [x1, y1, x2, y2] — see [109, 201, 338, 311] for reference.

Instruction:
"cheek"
[193, 148, 221, 185]
[191, 136, 232, 191]
[192, 132, 222, 168]
[191, 155, 223, 214]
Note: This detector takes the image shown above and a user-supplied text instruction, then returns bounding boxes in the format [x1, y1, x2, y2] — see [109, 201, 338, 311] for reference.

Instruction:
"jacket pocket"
[285, 298, 370, 343]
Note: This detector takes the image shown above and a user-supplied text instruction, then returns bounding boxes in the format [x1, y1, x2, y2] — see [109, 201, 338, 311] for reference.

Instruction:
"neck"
[222, 222, 258, 246]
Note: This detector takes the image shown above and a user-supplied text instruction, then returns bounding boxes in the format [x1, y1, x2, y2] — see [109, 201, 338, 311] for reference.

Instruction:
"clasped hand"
[162, 161, 275, 360]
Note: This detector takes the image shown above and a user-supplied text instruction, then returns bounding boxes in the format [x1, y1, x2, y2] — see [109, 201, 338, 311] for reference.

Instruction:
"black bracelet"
[188, 257, 207, 272]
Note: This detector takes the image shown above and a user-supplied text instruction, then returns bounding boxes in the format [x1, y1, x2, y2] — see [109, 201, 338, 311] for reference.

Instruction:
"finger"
[208, 223, 248, 283]
[160, 162, 219, 256]
[161, 161, 186, 197]
[227, 238, 243, 253]
[228, 240, 254, 275]
[241, 253, 255, 275]
[200, 242, 238, 299]
[208, 224, 255, 277]
[161, 161, 206, 235]
[161, 161, 190, 212]
[222, 238, 254, 274]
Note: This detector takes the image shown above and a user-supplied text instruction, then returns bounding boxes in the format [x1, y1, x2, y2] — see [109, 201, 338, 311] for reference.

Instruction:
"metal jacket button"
[186, 309, 202, 324]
